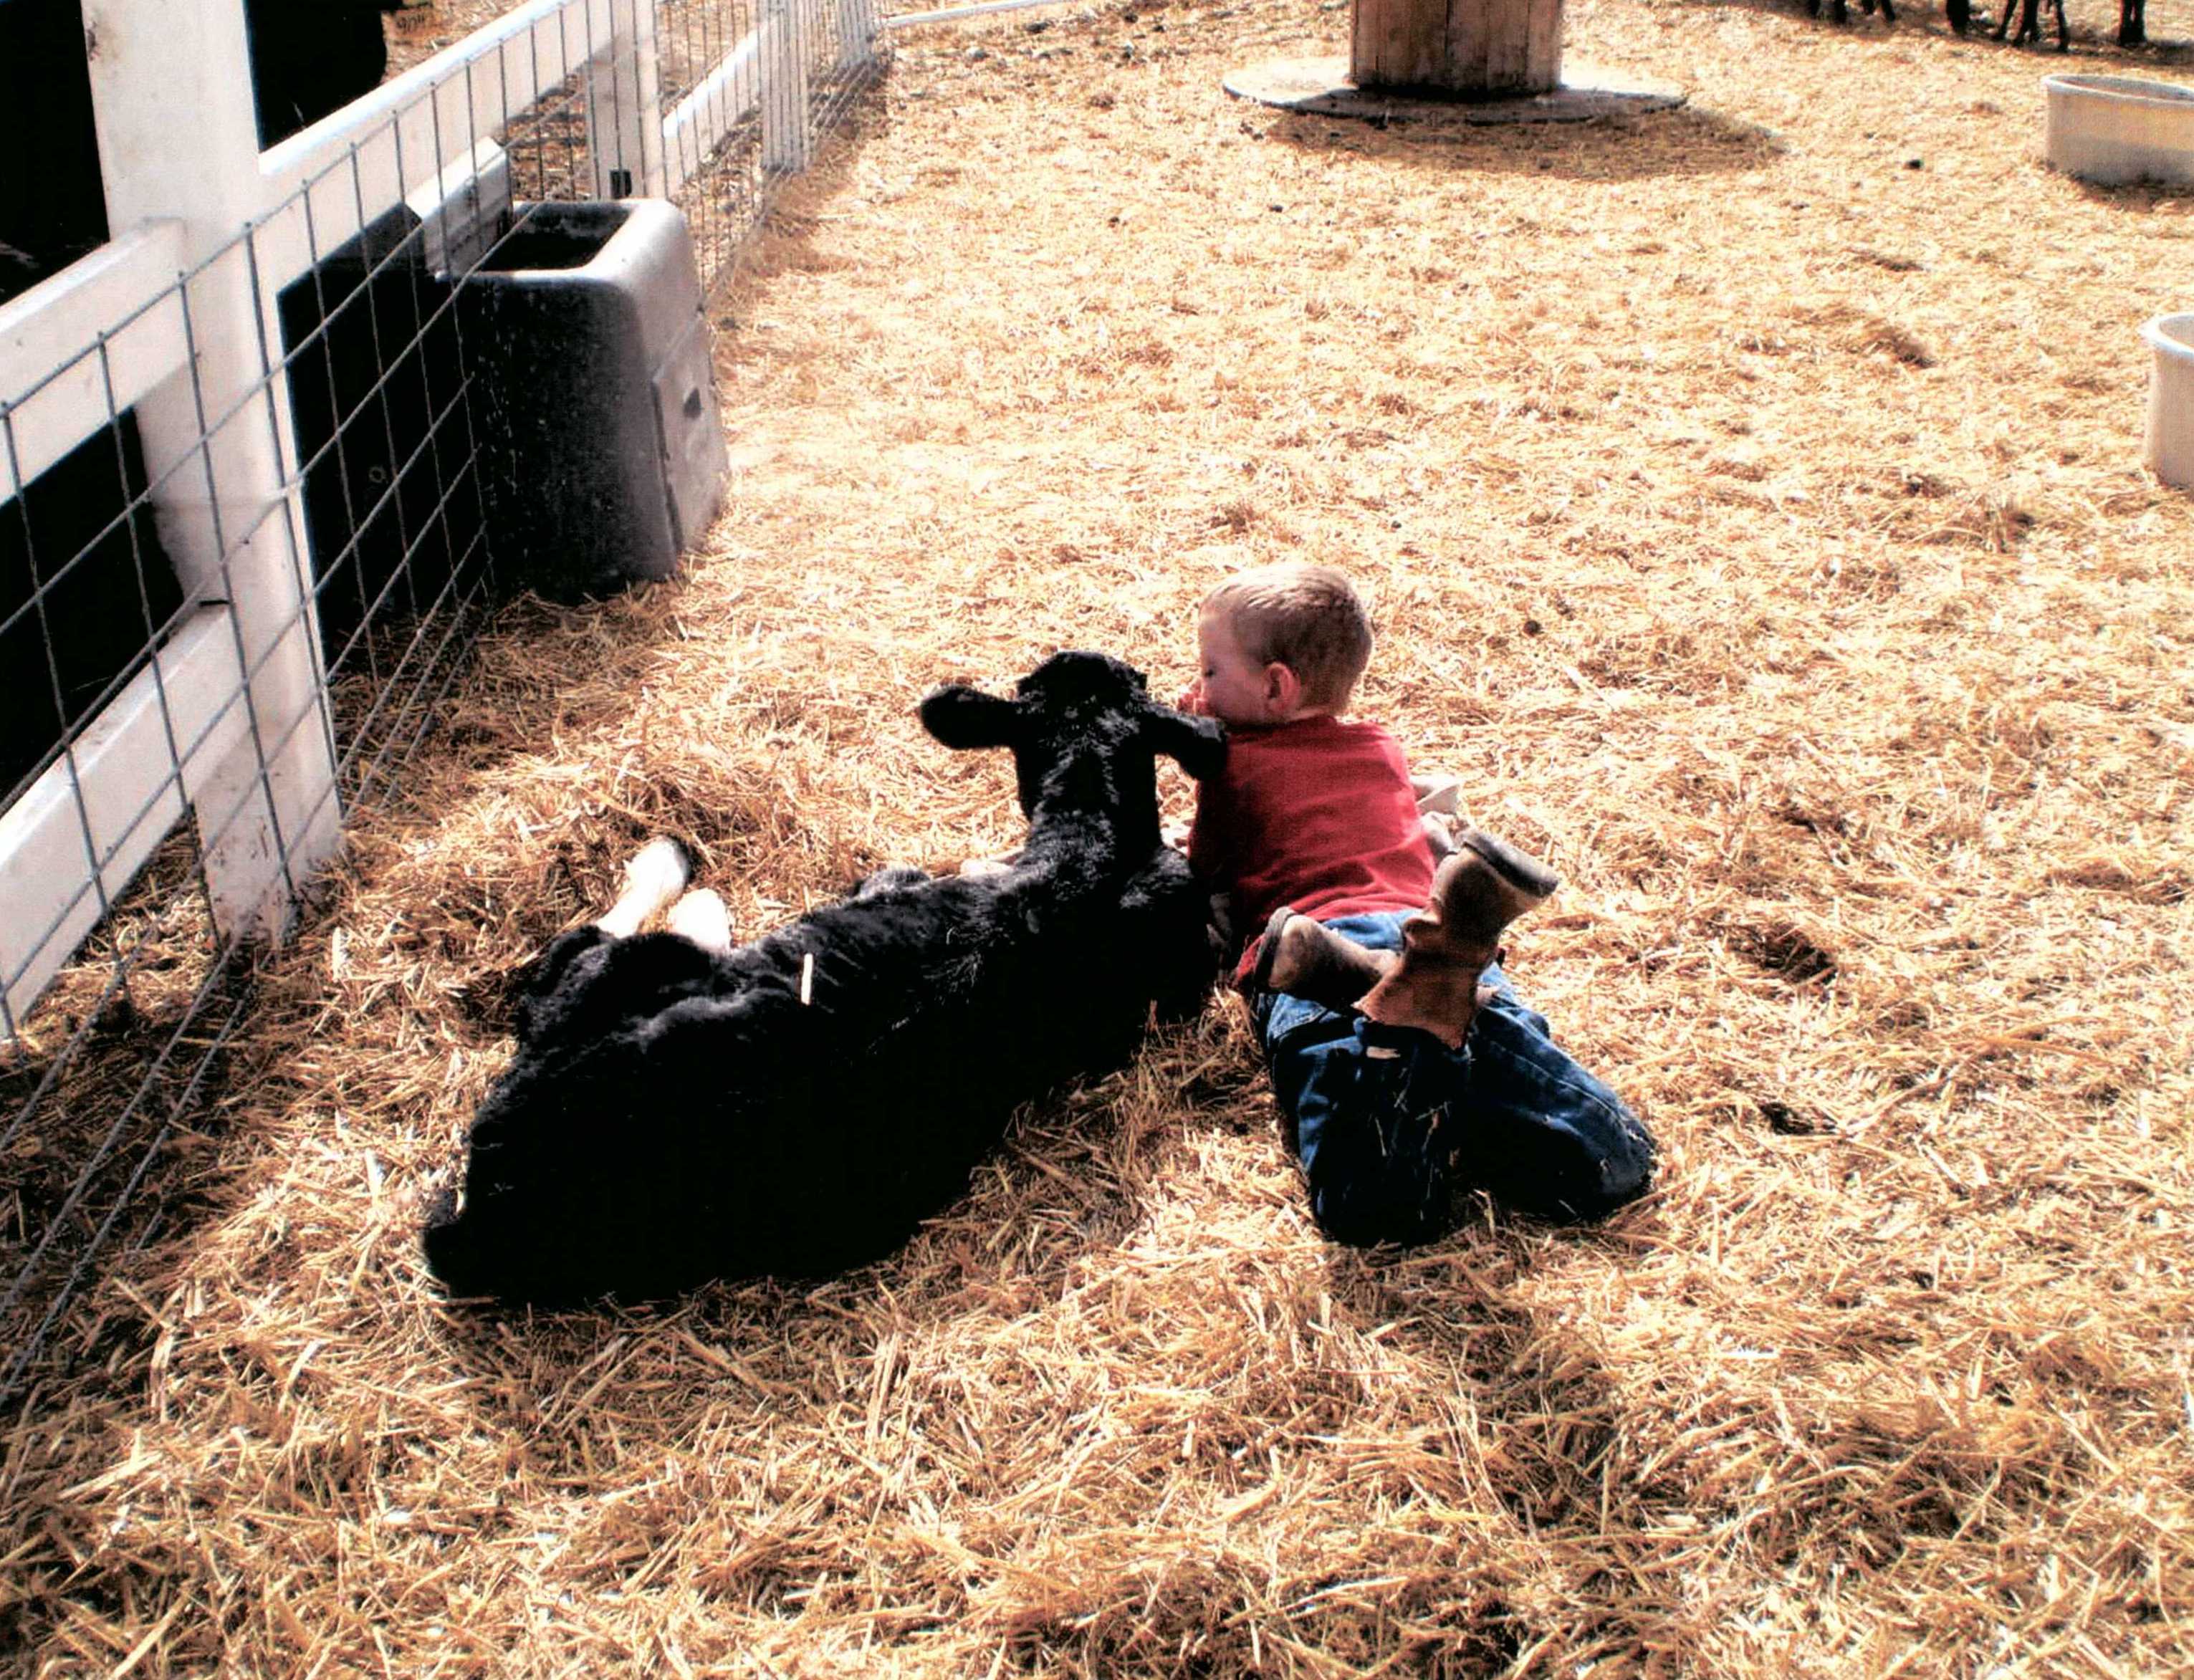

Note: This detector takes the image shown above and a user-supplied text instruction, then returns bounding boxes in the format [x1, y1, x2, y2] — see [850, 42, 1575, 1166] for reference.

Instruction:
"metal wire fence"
[0, 0, 885, 1403]
[658, 0, 892, 291]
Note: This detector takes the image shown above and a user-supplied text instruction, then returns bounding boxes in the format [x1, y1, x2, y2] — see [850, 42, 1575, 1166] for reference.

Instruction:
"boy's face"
[1193, 608, 1293, 726]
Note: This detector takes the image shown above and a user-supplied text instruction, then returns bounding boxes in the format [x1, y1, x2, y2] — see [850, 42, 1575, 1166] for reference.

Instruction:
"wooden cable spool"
[1350, 0, 1564, 97]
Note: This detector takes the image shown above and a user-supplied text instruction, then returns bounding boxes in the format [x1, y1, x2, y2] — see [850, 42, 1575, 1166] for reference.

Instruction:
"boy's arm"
[1161, 682, 1210, 853]
[1182, 786, 1241, 969]
[1184, 777, 1232, 886]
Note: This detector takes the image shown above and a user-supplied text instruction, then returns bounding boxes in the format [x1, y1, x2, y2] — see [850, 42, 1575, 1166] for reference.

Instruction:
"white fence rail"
[0, 609, 251, 1031]
[0, 224, 189, 499]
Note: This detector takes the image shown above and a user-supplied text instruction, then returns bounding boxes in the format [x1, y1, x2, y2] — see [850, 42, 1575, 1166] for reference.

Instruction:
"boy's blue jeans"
[1251, 912, 1657, 1247]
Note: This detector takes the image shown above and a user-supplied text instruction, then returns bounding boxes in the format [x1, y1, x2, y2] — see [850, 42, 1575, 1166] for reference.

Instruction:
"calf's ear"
[920, 684, 1027, 750]
[1141, 707, 1227, 781]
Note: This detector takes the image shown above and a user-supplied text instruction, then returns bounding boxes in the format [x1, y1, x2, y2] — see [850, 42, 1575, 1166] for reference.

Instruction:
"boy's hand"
[1177, 679, 1207, 715]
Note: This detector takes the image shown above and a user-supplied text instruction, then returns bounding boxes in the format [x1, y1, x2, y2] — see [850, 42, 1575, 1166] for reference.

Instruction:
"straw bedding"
[5, 0, 2193, 1672]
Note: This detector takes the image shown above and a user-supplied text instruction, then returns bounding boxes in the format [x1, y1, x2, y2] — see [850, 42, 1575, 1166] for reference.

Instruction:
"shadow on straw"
[1266, 103, 1788, 182]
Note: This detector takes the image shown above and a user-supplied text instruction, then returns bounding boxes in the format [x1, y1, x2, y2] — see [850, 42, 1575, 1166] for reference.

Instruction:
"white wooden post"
[658, 20, 766, 198]
[586, 0, 666, 198]
[80, 0, 341, 943]
[762, 0, 812, 176]
[834, 0, 881, 75]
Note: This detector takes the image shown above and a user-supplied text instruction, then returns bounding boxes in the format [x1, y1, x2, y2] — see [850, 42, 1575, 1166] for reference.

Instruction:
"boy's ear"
[1263, 661, 1303, 720]
[1141, 705, 1227, 781]
[919, 683, 1026, 751]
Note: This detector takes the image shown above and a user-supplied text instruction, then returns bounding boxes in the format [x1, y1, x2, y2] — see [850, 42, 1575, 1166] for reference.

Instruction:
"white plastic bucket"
[2044, 74, 2194, 187]
[2145, 314, 2194, 491]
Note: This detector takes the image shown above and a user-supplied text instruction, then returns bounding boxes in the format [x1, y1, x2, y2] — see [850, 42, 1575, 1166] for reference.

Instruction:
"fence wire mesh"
[657, 0, 891, 291]
[0, 0, 883, 1403]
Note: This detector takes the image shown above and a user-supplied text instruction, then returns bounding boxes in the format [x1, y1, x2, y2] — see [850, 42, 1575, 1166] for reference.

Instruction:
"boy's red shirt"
[1186, 714, 1437, 979]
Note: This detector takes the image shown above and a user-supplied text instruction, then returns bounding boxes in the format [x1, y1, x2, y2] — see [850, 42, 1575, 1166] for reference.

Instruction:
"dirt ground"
[4, 0, 2192, 1674]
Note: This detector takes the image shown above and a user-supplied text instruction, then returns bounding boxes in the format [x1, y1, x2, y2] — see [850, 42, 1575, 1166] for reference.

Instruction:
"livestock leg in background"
[422, 651, 1227, 1307]
[1806, 0, 1897, 25]
[1994, 0, 2069, 48]
[244, 0, 405, 146]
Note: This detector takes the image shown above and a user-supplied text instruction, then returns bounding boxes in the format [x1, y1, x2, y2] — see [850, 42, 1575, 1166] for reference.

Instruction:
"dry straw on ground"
[6, 0, 2194, 1672]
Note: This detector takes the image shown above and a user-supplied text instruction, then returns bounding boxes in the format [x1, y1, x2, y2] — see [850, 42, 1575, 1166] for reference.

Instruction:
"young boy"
[1183, 562, 1656, 1247]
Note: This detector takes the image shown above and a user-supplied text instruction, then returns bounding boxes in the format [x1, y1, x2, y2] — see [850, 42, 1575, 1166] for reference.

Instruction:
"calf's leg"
[595, 838, 692, 938]
[667, 888, 735, 954]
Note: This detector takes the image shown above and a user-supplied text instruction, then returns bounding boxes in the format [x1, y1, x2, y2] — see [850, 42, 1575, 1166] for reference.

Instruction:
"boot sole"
[1457, 829, 1559, 900]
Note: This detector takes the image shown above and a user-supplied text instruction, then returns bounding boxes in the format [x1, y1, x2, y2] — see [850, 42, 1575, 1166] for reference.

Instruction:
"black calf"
[422, 651, 1227, 1307]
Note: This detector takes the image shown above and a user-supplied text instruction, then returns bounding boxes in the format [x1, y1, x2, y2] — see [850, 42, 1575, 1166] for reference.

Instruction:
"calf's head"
[920, 651, 1225, 858]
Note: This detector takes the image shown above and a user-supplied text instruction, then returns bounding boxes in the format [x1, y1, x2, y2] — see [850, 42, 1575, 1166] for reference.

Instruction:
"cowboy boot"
[1250, 906, 1393, 1014]
[1356, 830, 1558, 1050]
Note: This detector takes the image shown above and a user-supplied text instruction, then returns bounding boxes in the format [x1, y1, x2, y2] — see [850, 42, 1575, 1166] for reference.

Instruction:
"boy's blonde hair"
[1202, 562, 1373, 711]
